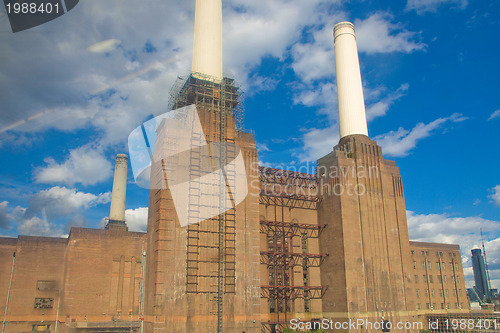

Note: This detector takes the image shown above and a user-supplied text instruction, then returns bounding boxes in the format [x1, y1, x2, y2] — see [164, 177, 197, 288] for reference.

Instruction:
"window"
[421, 251, 425, 255]
[32, 325, 50, 332]
[459, 289, 462, 297]
[433, 303, 436, 309]
[440, 252, 443, 256]
[36, 280, 56, 291]
[460, 303, 463, 309]
[451, 276, 455, 283]
[430, 275, 434, 283]
[442, 263, 446, 271]
[453, 290, 456, 296]
[431, 289, 435, 297]
[447, 303, 450, 309]
[415, 275, 419, 283]
[413, 261, 417, 269]
[441, 303, 445, 309]
[34, 298, 54, 309]
[426, 303, 431, 309]
[456, 276, 460, 284]
[455, 263, 458, 270]
[445, 289, 449, 297]
[411, 250, 415, 255]
[428, 261, 432, 269]
[453, 253, 456, 257]
[439, 289, 443, 297]
[449, 252, 452, 256]
[425, 290, 429, 297]
[422, 261, 426, 269]
[423, 275, 428, 283]
[443, 276, 447, 283]
[426, 251, 429, 255]
[438, 275, 442, 283]
[455, 303, 458, 309]
[417, 303, 421, 310]
[449, 263, 453, 270]
[417, 289, 420, 298]
[436, 262, 440, 270]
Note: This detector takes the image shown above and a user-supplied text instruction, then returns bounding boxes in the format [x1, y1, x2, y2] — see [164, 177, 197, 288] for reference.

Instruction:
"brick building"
[0, 2, 471, 333]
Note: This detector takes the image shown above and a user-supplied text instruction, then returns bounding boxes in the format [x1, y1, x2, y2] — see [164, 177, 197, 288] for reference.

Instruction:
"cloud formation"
[489, 185, 500, 207]
[0, 201, 10, 229]
[406, 0, 468, 13]
[355, 13, 426, 53]
[124, 207, 148, 232]
[12, 186, 110, 237]
[35, 145, 113, 186]
[24, 186, 110, 220]
[488, 110, 500, 121]
[374, 113, 467, 157]
[366, 84, 409, 121]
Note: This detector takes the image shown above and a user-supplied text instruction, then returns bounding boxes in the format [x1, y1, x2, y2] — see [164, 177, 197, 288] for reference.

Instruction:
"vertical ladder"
[186, 129, 203, 293]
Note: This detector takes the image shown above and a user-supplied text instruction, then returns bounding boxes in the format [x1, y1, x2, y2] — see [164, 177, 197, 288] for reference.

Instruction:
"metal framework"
[260, 220, 326, 239]
[259, 215, 327, 332]
[259, 167, 320, 210]
[260, 251, 327, 268]
[169, 73, 243, 333]
[260, 321, 289, 333]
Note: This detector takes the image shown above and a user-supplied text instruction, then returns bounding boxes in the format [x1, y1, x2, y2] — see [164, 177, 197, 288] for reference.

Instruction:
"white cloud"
[489, 185, 500, 207]
[366, 83, 409, 121]
[355, 13, 426, 54]
[124, 207, 148, 232]
[246, 74, 279, 96]
[87, 39, 122, 53]
[407, 210, 500, 288]
[488, 110, 500, 121]
[406, 0, 468, 14]
[256, 143, 270, 153]
[291, 25, 337, 84]
[24, 186, 110, 221]
[374, 113, 467, 157]
[0, 201, 10, 229]
[298, 125, 340, 162]
[17, 216, 65, 237]
[14, 186, 110, 237]
[34, 145, 113, 186]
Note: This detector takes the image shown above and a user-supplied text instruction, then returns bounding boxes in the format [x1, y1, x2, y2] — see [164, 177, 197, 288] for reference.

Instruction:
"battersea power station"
[0, 1, 472, 332]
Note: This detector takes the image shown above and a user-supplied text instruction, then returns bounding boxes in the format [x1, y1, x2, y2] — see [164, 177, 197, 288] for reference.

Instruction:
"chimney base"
[105, 220, 128, 231]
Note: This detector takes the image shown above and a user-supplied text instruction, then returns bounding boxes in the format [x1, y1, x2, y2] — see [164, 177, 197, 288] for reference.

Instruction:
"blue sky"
[0, 0, 499, 290]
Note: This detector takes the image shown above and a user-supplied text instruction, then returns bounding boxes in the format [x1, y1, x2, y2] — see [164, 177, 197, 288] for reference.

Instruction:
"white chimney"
[192, 0, 223, 82]
[108, 154, 128, 228]
[334, 22, 369, 138]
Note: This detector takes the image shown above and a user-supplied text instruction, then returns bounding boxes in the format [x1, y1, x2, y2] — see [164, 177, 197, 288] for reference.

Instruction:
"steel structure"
[258, 169, 327, 333]
[259, 167, 320, 210]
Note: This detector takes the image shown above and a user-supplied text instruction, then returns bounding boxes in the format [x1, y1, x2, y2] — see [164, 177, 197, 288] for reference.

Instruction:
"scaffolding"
[258, 168, 327, 333]
[169, 73, 244, 332]
[259, 167, 321, 210]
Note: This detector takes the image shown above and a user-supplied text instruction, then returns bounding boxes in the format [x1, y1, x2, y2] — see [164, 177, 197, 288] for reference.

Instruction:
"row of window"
[416, 288, 463, 298]
[413, 261, 459, 271]
[412, 250, 457, 257]
[414, 274, 460, 284]
[416, 303, 464, 310]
